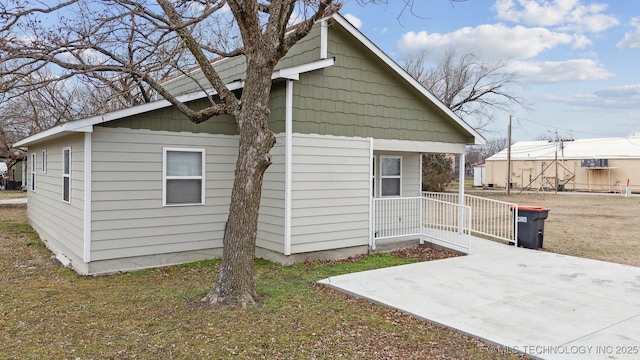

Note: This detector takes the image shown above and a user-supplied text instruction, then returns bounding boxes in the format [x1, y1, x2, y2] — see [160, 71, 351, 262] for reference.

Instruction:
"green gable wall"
[291, 22, 473, 144]
[102, 84, 287, 135]
[102, 19, 474, 144]
[162, 26, 322, 97]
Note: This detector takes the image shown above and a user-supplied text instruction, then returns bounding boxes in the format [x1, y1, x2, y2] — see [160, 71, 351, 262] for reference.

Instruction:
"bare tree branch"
[404, 48, 529, 133]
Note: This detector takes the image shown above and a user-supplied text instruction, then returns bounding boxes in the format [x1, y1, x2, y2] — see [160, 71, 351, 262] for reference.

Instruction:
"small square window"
[163, 148, 205, 206]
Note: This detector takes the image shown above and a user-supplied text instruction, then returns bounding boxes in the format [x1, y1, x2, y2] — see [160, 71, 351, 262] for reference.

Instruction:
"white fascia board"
[331, 13, 485, 145]
[272, 57, 335, 81]
[373, 138, 466, 154]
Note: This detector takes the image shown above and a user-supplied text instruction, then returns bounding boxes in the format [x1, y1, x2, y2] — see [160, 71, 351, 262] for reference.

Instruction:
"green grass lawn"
[0, 204, 525, 359]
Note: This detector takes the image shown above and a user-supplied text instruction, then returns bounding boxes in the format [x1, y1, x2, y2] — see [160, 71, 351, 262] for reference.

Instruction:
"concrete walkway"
[0, 198, 27, 204]
[318, 237, 640, 360]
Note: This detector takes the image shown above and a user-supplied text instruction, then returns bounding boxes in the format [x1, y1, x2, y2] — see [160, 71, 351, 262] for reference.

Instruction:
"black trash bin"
[511, 205, 550, 249]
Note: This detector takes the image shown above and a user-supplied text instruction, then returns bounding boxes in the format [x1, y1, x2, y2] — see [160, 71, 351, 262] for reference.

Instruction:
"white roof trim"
[14, 58, 335, 147]
[374, 138, 466, 154]
[272, 57, 334, 81]
[331, 13, 484, 145]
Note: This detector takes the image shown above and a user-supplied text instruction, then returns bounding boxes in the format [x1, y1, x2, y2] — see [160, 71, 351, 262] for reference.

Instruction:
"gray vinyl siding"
[26, 134, 85, 266]
[90, 127, 237, 261]
[256, 133, 285, 253]
[289, 134, 370, 253]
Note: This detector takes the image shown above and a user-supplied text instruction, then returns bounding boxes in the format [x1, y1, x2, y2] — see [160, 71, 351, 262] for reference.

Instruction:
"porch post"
[458, 152, 466, 234]
[458, 152, 466, 203]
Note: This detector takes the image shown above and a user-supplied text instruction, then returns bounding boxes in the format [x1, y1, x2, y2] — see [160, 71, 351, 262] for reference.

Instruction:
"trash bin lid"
[509, 205, 550, 211]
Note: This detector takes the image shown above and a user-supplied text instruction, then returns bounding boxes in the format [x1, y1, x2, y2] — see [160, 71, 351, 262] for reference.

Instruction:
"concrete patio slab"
[318, 237, 640, 359]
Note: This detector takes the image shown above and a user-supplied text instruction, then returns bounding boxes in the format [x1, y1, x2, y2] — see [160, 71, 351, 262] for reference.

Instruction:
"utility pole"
[506, 115, 512, 195]
[554, 144, 558, 195]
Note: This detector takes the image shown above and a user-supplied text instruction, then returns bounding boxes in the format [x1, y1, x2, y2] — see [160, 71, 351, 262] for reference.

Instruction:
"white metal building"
[485, 135, 640, 193]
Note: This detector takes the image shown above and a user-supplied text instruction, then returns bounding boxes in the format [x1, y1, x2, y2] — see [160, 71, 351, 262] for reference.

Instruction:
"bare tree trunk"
[202, 58, 276, 306]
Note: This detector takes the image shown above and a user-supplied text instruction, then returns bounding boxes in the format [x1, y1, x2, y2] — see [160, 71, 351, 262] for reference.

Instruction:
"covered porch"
[370, 138, 520, 254]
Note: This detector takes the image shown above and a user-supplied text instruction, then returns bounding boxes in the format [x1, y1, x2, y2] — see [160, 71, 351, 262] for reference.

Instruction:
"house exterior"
[14, 14, 483, 275]
[484, 135, 640, 193]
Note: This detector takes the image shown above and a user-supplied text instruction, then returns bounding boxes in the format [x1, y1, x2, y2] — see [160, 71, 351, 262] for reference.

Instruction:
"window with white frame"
[62, 147, 71, 203]
[380, 156, 401, 197]
[163, 148, 205, 206]
[30, 153, 36, 192]
[42, 149, 47, 173]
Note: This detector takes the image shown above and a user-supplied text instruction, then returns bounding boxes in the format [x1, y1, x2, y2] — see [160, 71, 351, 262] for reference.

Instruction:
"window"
[380, 156, 401, 197]
[62, 147, 71, 203]
[163, 148, 205, 206]
[30, 153, 36, 192]
[42, 150, 47, 173]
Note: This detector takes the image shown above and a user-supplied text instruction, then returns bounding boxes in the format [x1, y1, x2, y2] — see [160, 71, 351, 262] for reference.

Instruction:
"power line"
[516, 117, 609, 138]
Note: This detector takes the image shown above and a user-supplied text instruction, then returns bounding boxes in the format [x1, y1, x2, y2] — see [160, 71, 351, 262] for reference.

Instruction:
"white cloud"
[344, 14, 362, 29]
[397, 23, 577, 60]
[539, 85, 640, 112]
[55, 48, 106, 66]
[594, 84, 640, 98]
[494, 0, 619, 33]
[617, 17, 640, 50]
[509, 59, 614, 83]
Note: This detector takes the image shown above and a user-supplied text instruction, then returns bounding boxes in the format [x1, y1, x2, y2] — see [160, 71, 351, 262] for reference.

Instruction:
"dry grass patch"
[475, 191, 640, 267]
[0, 190, 27, 200]
[0, 204, 524, 360]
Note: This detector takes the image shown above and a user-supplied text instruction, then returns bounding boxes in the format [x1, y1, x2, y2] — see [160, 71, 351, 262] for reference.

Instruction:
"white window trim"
[41, 149, 47, 173]
[62, 146, 71, 203]
[162, 147, 206, 207]
[380, 155, 402, 197]
[30, 153, 36, 192]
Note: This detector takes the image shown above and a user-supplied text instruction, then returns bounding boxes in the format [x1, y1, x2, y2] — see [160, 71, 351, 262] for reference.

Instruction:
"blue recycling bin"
[511, 206, 550, 249]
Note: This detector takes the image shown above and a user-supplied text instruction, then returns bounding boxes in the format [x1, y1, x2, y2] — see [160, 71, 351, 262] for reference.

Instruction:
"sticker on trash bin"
[517, 216, 527, 223]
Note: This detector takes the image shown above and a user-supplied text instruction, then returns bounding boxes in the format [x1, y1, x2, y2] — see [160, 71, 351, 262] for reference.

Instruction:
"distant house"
[14, 13, 483, 275]
[484, 135, 640, 193]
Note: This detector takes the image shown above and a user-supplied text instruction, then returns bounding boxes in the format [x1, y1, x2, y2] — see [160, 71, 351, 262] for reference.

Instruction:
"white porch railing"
[421, 198, 472, 254]
[372, 197, 471, 254]
[422, 192, 518, 246]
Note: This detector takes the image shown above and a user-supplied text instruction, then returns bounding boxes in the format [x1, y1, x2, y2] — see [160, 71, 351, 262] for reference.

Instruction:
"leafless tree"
[1, 0, 344, 307]
[404, 49, 527, 132]
[464, 137, 508, 165]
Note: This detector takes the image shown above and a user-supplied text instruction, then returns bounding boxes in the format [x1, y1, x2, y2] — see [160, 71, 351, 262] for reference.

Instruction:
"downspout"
[369, 138, 375, 251]
[419, 153, 424, 245]
[83, 132, 92, 262]
[284, 79, 293, 256]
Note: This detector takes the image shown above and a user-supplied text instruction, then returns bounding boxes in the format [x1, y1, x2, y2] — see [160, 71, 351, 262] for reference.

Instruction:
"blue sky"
[339, 0, 640, 142]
